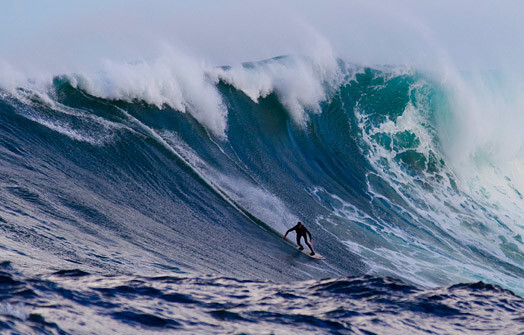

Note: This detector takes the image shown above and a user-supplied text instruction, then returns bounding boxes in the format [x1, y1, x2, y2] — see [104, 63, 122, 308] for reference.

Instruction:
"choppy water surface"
[0, 262, 523, 334]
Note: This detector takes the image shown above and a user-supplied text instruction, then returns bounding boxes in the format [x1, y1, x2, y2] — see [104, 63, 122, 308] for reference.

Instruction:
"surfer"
[284, 221, 315, 256]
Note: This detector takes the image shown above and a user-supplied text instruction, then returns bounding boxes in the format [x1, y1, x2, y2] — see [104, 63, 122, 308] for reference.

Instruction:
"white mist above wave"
[3, 1, 524, 70]
[434, 69, 524, 239]
[437, 70, 524, 166]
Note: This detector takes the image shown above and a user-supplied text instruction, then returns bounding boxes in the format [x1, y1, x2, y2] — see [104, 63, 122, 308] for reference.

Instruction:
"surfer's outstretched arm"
[283, 225, 297, 239]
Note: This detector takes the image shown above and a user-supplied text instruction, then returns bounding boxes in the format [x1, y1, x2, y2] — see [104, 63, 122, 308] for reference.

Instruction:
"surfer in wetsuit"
[284, 221, 315, 256]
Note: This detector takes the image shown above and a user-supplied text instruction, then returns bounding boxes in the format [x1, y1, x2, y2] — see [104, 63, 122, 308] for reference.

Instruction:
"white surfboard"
[298, 246, 326, 260]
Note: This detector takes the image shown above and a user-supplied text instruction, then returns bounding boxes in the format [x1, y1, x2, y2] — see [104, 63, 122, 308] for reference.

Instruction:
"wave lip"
[211, 54, 341, 125]
[64, 50, 229, 138]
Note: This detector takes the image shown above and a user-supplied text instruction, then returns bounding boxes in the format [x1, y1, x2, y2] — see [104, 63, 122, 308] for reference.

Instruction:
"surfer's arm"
[306, 229, 312, 242]
[283, 226, 296, 239]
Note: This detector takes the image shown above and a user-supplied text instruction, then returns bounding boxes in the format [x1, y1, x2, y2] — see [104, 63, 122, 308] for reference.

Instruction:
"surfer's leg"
[304, 239, 315, 256]
[296, 235, 304, 250]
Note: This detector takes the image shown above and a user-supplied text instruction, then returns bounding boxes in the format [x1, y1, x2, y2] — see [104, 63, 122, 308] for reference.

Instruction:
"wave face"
[1, 56, 524, 332]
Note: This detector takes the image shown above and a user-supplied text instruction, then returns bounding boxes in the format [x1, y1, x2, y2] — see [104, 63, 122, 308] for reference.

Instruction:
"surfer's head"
[297, 221, 302, 227]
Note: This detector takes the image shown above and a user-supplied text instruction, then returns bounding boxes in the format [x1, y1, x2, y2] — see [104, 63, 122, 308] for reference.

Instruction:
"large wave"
[1, 52, 524, 296]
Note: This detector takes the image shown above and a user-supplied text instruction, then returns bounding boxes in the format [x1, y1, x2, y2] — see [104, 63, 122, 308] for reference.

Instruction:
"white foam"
[66, 48, 228, 138]
[210, 51, 341, 125]
[433, 68, 524, 247]
[326, 70, 524, 293]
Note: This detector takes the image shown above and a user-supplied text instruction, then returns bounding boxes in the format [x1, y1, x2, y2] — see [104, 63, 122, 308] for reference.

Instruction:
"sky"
[2, 0, 524, 73]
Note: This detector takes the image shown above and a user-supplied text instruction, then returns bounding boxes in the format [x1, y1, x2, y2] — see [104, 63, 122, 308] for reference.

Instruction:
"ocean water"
[1, 54, 524, 334]
[1, 261, 523, 334]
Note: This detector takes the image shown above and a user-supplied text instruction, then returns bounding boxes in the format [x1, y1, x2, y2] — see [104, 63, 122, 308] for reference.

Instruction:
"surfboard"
[298, 247, 326, 260]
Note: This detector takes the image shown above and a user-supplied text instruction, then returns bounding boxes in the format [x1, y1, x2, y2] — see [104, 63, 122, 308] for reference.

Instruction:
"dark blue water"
[1, 261, 523, 334]
[1, 58, 524, 333]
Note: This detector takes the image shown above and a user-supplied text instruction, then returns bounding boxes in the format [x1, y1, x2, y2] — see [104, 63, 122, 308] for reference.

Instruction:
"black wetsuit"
[285, 224, 315, 255]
